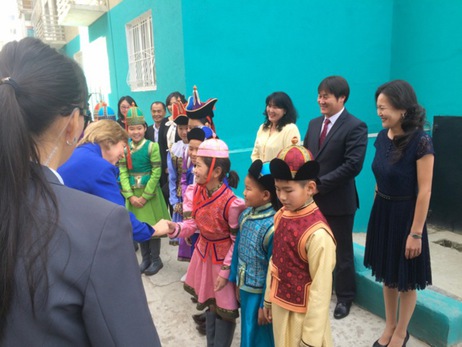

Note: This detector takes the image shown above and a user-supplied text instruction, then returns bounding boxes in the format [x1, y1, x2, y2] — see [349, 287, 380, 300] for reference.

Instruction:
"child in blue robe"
[230, 160, 281, 347]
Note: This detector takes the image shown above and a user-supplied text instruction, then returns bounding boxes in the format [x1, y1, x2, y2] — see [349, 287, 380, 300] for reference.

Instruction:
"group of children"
[149, 91, 336, 346]
[92, 86, 336, 347]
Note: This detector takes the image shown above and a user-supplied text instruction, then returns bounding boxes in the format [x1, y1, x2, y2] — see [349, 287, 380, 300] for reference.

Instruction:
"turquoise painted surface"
[391, 0, 462, 122]
[181, 0, 393, 140]
[62, 35, 80, 57]
[100, 0, 186, 113]
[182, 0, 392, 231]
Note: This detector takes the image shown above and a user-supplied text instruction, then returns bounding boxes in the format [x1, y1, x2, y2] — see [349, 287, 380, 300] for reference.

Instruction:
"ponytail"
[201, 157, 239, 188]
[0, 37, 87, 337]
[226, 170, 239, 188]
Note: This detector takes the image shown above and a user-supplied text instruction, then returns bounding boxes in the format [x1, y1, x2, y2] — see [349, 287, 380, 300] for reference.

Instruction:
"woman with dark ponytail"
[364, 80, 434, 347]
[0, 38, 161, 346]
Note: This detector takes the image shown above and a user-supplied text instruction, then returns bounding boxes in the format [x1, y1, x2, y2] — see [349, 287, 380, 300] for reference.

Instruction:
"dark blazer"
[146, 117, 178, 188]
[303, 108, 368, 216]
[4, 166, 161, 346]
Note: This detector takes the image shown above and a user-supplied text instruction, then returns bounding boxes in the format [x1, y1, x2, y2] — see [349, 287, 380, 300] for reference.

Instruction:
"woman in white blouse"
[251, 91, 301, 162]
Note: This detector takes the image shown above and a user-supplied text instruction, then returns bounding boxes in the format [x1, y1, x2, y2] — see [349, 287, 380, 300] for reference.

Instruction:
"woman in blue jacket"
[58, 118, 155, 243]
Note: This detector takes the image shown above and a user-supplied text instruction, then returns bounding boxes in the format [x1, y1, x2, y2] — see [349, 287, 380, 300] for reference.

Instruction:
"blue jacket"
[58, 143, 153, 242]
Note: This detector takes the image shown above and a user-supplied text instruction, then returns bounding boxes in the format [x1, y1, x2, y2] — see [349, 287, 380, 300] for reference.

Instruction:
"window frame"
[125, 10, 156, 91]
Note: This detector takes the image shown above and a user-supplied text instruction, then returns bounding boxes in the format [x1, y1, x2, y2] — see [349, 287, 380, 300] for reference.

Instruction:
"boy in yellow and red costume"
[264, 139, 337, 347]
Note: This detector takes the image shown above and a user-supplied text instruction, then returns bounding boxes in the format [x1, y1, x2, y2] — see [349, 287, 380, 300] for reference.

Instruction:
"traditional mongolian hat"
[197, 138, 228, 159]
[270, 137, 319, 181]
[172, 101, 188, 125]
[248, 160, 281, 210]
[248, 160, 275, 194]
[123, 104, 146, 170]
[186, 85, 217, 121]
[93, 101, 107, 121]
[187, 126, 214, 142]
[97, 105, 116, 121]
[126, 104, 146, 126]
[193, 137, 231, 211]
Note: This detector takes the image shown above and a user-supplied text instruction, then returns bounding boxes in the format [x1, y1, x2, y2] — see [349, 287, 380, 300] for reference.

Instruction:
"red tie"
[319, 118, 331, 146]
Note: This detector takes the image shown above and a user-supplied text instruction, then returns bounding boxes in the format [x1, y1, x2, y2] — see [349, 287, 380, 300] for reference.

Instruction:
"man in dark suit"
[145, 101, 171, 208]
[303, 76, 368, 319]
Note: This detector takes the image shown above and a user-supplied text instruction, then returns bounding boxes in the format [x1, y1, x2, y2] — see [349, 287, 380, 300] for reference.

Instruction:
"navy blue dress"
[364, 129, 433, 291]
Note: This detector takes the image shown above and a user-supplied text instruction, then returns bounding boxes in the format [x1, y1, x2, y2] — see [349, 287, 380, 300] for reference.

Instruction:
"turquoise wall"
[391, 0, 462, 122]
[181, 0, 394, 231]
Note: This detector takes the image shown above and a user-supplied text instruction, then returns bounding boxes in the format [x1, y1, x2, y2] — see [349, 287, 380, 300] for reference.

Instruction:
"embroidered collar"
[293, 198, 315, 212]
[251, 202, 273, 215]
[207, 182, 223, 197]
[130, 138, 146, 152]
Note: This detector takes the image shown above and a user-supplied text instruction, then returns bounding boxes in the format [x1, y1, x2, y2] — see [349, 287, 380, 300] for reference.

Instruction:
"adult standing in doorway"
[303, 75, 368, 319]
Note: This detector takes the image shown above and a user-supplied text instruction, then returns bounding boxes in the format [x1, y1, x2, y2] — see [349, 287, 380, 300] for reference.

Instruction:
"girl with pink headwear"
[157, 137, 245, 347]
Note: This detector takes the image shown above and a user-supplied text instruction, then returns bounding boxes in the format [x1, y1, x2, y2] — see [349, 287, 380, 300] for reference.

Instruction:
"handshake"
[153, 219, 176, 237]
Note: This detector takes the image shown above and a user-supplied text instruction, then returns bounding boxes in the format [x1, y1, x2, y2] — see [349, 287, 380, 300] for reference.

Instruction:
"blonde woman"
[59, 119, 155, 243]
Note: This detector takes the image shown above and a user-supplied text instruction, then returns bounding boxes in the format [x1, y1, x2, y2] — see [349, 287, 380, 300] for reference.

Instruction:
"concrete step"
[353, 242, 462, 347]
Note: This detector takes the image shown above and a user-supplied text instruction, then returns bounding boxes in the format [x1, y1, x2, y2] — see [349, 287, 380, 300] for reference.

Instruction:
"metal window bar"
[126, 13, 156, 91]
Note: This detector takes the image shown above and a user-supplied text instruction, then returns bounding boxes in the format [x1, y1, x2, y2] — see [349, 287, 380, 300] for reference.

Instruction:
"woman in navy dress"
[364, 80, 434, 347]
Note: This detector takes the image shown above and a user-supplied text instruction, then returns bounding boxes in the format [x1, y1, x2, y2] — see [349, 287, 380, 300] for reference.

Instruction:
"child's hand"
[153, 219, 172, 236]
[129, 196, 143, 208]
[214, 276, 228, 292]
[263, 307, 272, 323]
[166, 221, 177, 233]
[138, 196, 147, 206]
[258, 308, 270, 325]
[185, 236, 192, 246]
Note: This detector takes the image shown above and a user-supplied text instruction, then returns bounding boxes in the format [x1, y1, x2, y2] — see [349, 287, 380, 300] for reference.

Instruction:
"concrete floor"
[138, 232, 462, 347]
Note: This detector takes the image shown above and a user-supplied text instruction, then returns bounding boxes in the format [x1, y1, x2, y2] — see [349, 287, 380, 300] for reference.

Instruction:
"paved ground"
[138, 232, 462, 347]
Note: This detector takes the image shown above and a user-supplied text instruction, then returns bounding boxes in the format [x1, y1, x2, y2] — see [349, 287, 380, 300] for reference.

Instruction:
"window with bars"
[125, 10, 156, 91]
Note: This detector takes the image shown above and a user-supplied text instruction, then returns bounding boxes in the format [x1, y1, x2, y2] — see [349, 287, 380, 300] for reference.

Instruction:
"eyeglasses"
[77, 107, 87, 117]
[72, 106, 87, 117]
[70, 105, 87, 117]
